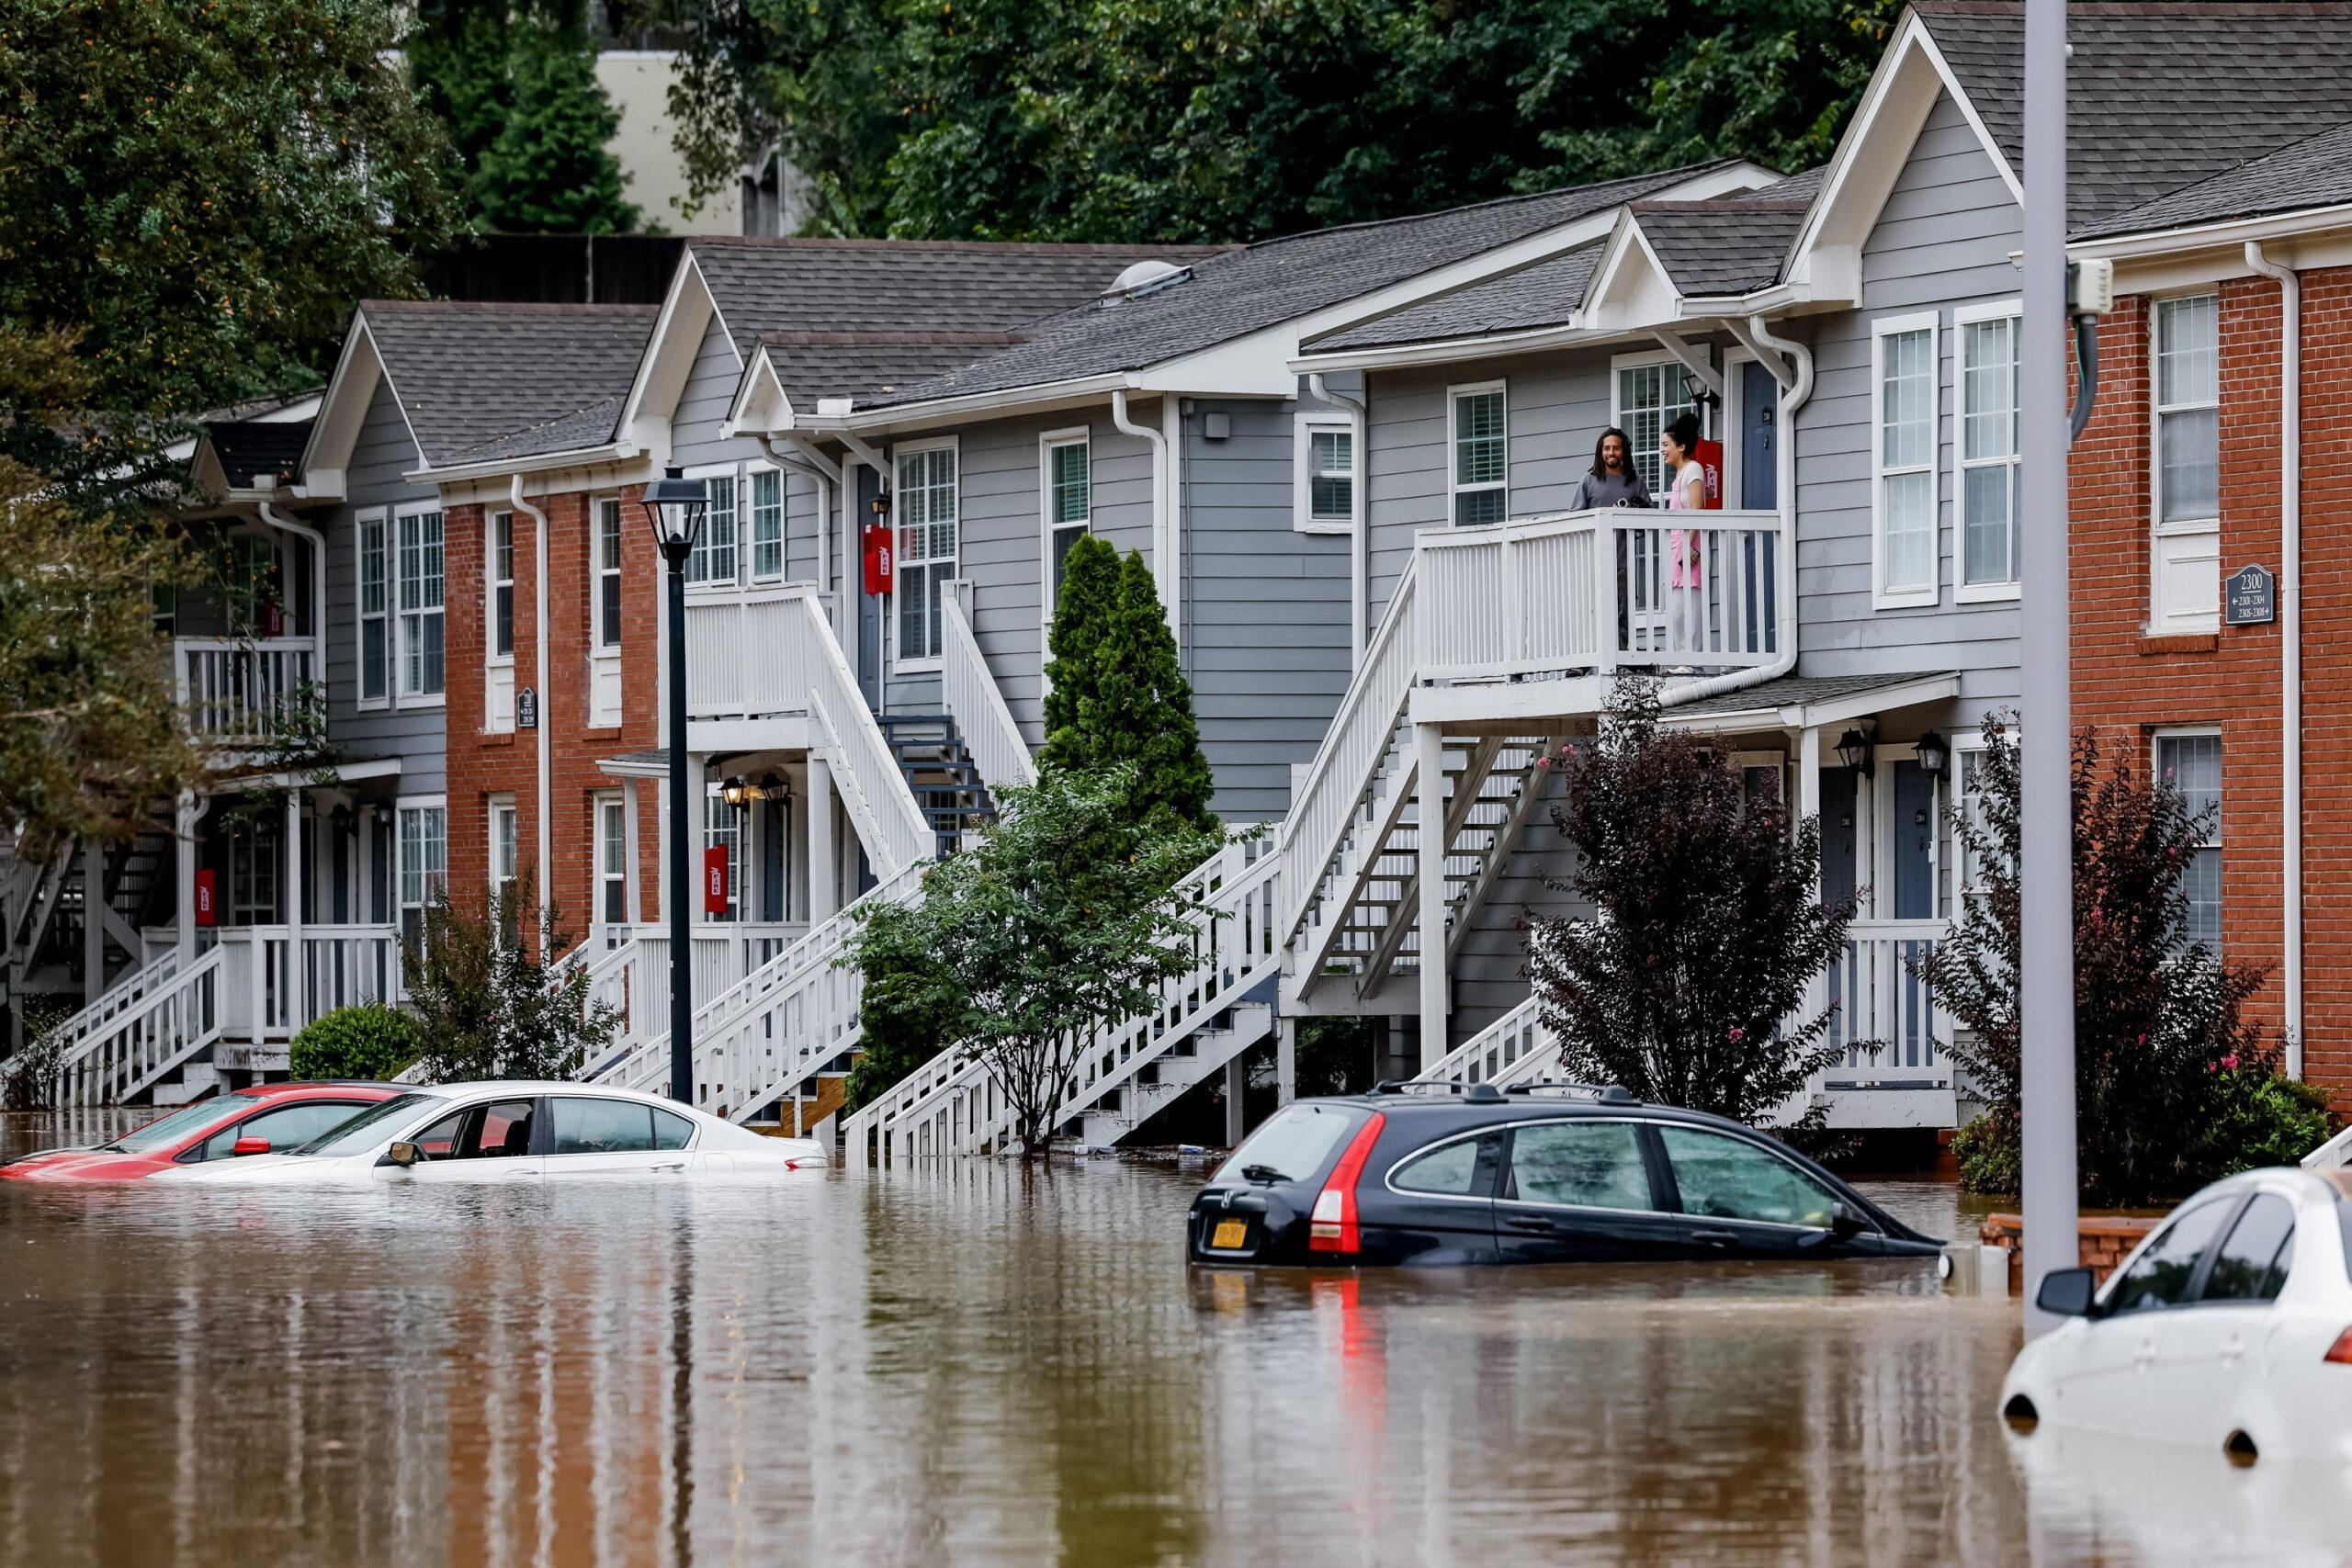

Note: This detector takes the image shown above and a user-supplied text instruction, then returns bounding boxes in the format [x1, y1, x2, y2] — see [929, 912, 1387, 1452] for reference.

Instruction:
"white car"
[149, 1081, 827, 1184]
[2002, 1166, 2352, 1464]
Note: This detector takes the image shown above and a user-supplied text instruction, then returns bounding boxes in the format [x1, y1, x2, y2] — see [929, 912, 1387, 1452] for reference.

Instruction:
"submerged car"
[1, 1082, 404, 1183]
[148, 1081, 827, 1184]
[2003, 1166, 2352, 1464]
[1186, 1082, 1941, 1267]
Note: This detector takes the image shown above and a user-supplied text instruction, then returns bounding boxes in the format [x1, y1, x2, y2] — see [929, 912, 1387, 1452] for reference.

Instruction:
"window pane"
[752, 468, 784, 579]
[2158, 295, 2219, 407]
[362, 619, 387, 702]
[1507, 1122, 1657, 1210]
[1961, 318, 2018, 461]
[651, 1108, 695, 1151]
[1051, 442, 1089, 525]
[1453, 391, 1505, 486]
[1658, 1126, 1839, 1227]
[690, 475, 738, 584]
[1392, 1137, 1483, 1196]
[1880, 328, 1934, 468]
[1618, 364, 1696, 492]
[551, 1098, 657, 1155]
[2108, 1198, 2233, 1314]
[2159, 407, 2219, 523]
[2201, 1194, 2296, 1303]
[1454, 488, 1508, 526]
[1310, 472, 1352, 523]
[1883, 471, 1934, 592]
[202, 1101, 370, 1160]
[1213, 1103, 1360, 1183]
[360, 523, 386, 614]
[1049, 523, 1087, 606]
[1962, 465, 2014, 585]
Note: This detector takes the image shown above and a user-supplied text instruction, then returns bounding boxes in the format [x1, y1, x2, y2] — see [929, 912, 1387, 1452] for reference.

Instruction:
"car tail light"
[2324, 1327, 2352, 1364]
[1307, 1112, 1387, 1256]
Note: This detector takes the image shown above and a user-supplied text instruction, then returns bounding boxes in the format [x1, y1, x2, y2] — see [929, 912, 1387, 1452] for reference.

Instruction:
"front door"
[1740, 359, 1779, 511]
[390, 1097, 545, 1183]
[2056, 1196, 2237, 1433]
[1891, 758, 1936, 919]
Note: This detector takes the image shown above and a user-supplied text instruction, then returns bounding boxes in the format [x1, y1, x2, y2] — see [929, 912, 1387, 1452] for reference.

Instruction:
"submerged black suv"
[1185, 1082, 1942, 1267]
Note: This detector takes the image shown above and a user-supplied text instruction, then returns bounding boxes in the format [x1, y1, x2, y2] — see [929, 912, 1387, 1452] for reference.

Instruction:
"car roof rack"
[1369, 1079, 1507, 1102]
[1502, 1082, 1640, 1104]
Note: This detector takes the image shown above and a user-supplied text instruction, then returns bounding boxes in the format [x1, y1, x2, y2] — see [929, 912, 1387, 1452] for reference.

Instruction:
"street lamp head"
[640, 467, 710, 568]
[1835, 727, 1875, 777]
[1915, 729, 1951, 780]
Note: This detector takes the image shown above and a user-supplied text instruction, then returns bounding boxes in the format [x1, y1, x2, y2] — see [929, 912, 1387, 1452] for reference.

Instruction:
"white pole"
[2019, 0, 2079, 1333]
[1416, 722, 1448, 1073]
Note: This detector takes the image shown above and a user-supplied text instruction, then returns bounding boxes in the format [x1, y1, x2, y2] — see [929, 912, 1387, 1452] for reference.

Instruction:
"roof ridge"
[439, 395, 624, 466]
[1238, 161, 1748, 254]
[755, 329, 1031, 347]
[362, 299, 659, 315]
[1631, 198, 1814, 212]
[689, 236, 1234, 255]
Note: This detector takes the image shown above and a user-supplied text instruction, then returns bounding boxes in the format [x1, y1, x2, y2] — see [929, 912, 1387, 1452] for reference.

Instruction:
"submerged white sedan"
[149, 1082, 827, 1184]
[2002, 1166, 2352, 1464]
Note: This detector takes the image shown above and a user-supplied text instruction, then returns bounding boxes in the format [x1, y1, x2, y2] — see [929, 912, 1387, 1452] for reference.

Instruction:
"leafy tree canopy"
[402, 882, 619, 1084]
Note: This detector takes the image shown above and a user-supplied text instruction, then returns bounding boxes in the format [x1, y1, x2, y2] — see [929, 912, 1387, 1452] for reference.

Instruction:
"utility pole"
[2019, 0, 2078, 1332]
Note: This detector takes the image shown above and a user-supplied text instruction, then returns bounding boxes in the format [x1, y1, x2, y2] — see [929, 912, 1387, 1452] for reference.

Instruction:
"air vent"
[1102, 260, 1193, 301]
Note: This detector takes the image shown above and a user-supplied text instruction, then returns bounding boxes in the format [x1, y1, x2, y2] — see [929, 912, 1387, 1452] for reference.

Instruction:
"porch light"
[720, 777, 753, 808]
[639, 467, 710, 567]
[759, 771, 789, 805]
[1915, 730, 1951, 780]
[1835, 728, 1875, 777]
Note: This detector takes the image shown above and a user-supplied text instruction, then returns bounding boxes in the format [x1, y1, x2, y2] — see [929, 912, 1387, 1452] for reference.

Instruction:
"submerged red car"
[0, 1082, 403, 1182]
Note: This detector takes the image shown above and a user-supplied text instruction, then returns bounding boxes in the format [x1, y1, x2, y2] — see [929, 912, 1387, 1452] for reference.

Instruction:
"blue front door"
[1740, 360, 1779, 510]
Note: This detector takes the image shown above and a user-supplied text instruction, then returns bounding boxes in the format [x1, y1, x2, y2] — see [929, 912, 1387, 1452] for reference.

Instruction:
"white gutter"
[1306, 373, 1370, 669]
[254, 491, 329, 679]
[2245, 241, 2303, 1076]
[508, 474, 552, 942]
[1111, 389, 1179, 638]
[1657, 315, 1814, 714]
[763, 434, 840, 602]
[2073, 202, 2352, 262]
[402, 438, 639, 488]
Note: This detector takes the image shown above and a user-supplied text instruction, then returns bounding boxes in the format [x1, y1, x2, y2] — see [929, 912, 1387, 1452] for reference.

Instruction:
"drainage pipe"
[2245, 240, 2303, 1076]
[1110, 389, 1178, 639]
[508, 474, 552, 947]
[1306, 373, 1370, 671]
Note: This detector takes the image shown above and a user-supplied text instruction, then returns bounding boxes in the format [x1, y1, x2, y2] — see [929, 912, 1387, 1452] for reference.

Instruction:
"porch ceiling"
[1662, 671, 1959, 732]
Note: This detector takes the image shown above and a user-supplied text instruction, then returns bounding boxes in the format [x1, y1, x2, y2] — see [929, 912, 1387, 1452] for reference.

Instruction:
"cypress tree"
[1087, 549, 1217, 832]
[1038, 532, 1122, 774]
[475, 23, 642, 234]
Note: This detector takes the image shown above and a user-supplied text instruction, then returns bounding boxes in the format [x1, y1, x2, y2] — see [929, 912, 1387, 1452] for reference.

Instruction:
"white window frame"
[1611, 350, 1702, 497]
[703, 785, 743, 924]
[356, 507, 390, 711]
[393, 503, 447, 705]
[1953, 299, 2024, 604]
[1039, 427, 1091, 645]
[684, 461, 741, 592]
[487, 795, 519, 928]
[1446, 379, 1509, 526]
[486, 510, 516, 664]
[593, 496, 626, 650]
[594, 791, 628, 932]
[1871, 311, 1942, 611]
[892, 435, 959, 672]
[2153, 726, 2223, 948]
[746, 459, 786, 582]
[1293, 411, 1357, 536]
[2150, 292, 2222, 633]
[394, 795, 447, 945]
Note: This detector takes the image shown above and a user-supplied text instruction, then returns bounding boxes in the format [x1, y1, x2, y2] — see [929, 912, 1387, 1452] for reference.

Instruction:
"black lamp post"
[639, 466, 709, 1104]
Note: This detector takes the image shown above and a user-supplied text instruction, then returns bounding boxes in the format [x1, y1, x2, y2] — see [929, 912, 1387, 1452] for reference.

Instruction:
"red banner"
[193, 869, 217, 928]
[702, 847, 729, 914]
[1693, 437, 1724, 509]
[862, 523, 895, 594]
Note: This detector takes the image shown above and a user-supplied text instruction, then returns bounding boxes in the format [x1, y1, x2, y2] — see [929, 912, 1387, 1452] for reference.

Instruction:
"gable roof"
[752, 330, 1031, 411]
[360, 300, 657, 468]
[2075, 116, 2352, 240]
[202, 420, 312, 490]
[1306, 243, 1608, 354]
[851, 164, 1742, 412]
[1623, 197, 1815, 297]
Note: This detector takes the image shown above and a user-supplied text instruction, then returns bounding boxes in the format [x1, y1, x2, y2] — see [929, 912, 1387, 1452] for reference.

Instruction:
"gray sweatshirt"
[1570, 468, 1652, 510]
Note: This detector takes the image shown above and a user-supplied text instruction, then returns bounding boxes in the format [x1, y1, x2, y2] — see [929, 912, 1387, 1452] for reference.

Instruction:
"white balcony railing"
[1824, 919, 1949, 1082]
[175, 637, 319, 745]
[683, 583, 823, 721]
[216, 924, 401, 1042]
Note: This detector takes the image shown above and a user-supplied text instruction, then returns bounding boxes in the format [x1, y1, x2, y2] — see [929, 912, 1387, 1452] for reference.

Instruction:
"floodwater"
[2, 1114, 2348, 1567]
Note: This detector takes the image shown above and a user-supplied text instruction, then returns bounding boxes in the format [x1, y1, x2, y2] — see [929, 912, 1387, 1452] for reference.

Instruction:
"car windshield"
[1211, 1103, 1363, 1184]
[99, 1100, 242, 1155]
[294, 1093, 439, 1156]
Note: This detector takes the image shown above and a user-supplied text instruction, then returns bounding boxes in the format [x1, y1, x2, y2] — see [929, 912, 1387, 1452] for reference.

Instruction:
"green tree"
[1038, 532, 1123, 767]
[841, 765, 1221, 1158]
[839, 921, 971, 1114]
[1522, 676, 1857, 1125]
[401, 884, 618, 1084]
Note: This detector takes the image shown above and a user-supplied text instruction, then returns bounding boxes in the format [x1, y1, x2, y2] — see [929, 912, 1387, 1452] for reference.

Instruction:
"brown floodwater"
[3, 1111, 2348, 1567]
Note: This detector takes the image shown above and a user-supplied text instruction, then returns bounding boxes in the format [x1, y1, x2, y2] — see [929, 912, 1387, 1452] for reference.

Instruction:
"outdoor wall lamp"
[1835, 728, 1875, 777]
[720, 777, 753, 808]
[1915, 730, 1951, 780]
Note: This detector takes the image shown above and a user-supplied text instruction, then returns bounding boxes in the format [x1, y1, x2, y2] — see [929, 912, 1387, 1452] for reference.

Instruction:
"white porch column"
[685, 751, 707, 928]
[285, 790, 305, 1031]
[1276, 1013, 1297, 1106]
[807, 757, 837, 922]
[622, 779, 644, 925]
[1415, 721, 1449, 1073]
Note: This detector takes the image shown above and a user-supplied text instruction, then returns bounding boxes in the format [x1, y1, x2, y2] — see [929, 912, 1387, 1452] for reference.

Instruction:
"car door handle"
[2133, 1338, 2157, 1368]
[1504, 1215, 1559, 1233]
[651, 1161, 686, 1173]
[2219, 1335, 2246, 1363]
[1690, 1230, 1741, 1247]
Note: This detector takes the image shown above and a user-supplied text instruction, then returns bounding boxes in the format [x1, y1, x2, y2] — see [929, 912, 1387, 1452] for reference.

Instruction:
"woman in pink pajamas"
[1660, 412, 1707, 660]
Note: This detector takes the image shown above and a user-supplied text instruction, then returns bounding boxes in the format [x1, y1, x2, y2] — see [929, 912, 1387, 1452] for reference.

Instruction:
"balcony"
[683, 583, 827, 722]
[175, 637, 320, 747]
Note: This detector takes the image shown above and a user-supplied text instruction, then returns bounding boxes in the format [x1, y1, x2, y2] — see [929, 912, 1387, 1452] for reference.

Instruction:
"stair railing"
[12, 946, 227, 1107]
[1412, 994, 1555, 1087]
[942, 581, 1037, 796]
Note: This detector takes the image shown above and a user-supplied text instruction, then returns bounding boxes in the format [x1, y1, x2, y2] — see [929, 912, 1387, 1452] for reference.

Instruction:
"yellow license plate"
[1211, 1219, 1250, 1250]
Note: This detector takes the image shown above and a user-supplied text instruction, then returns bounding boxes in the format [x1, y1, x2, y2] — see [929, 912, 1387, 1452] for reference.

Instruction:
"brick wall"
[1979, 1213, 2160, 1294]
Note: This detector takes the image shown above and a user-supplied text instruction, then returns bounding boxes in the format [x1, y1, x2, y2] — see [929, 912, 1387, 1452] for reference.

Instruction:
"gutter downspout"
[2245, 240, 2303, 1076]
[509, 474, 552, 951]
[1657, 317, 1815, 713]
[1306, 373, 1369, 670]
[1111, 389, 1178, 639]
[763, 434, 840, 598]
[255, 493, 329, 682]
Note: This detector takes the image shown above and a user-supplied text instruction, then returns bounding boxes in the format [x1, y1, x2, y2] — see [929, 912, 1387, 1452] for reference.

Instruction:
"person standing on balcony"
[1571, 427, 1650, 511]
[1661, 412, 1707, 660]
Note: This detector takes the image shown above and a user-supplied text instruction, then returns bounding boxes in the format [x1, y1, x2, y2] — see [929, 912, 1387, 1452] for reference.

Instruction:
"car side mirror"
[381, 1141, 421, 1168]
[1828, 1201, 1867, 1239]
[2036, 1265, 2098, 1318]
[231, 1137, 271, 1156]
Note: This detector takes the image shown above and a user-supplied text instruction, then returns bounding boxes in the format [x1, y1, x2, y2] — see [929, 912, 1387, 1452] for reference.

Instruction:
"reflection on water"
[0, 1113, 2332, 1566]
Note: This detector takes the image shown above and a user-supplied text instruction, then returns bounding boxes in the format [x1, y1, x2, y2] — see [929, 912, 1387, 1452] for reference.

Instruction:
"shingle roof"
[1628, 198, 1813, 296]
[688, 239, 1225, 364]
[753, 330, 1031, 411]
[361, 301, 657, 468]
[854, 164, 1740, 411]
[1917, 2, 2352, 228]
[1668, 671, 1955, 719]
[2075, 116, 2352, 239]
[203, 420, 311, 489]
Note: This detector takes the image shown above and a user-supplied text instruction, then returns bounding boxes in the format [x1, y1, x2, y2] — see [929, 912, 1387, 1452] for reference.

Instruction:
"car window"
[1390, 1136, 1488, 1197]
[2199, 1193, 2296, 1303]
[189, 1100, 372, 1163]
[410, 1109, 469, 1161]
[1506, 1122, 1657, 1211]
[102, 1100, 243, 1155]
[551, 1098, 658, 1156]
[406, 1099, 537, 1162]
[2107, 1198, 2234, 1315]
[651, 1109, 695, 1151]
[1657, 1126, 1838, 1228]
[297, 1092, 437, 1156]
[1212, 1103, 1363, 1183]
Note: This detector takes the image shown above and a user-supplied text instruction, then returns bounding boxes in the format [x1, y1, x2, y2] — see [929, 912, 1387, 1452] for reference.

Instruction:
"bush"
[289, 1004, 422, 1082]
[2191, 1066, 2334, 1175]
[1951, 1110, 2022, 1198]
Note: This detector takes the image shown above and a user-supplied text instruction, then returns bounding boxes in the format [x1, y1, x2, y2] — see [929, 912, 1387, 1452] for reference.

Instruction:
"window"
[548, 1097, 695, 1155]
[595, 498, 624, 649]
[2155, 730, 2222, 947]
[895, 442, 957, 664]
[397, 801, 447, 946]
[1614, 359, 1698, 494]
[1505, 1122, 1657, 1211]
[704, 789, 743, 923]
[1044, 434, 1091, 611]
[190, 1100, 372, 1162]
[1212, 1103, 1360, 1184]
[596, 795, 628, 927]
[1389, 1135, 1491, 1197]
[407, 1098, 537, 1162]
[2201, 1194, 2295, 1303]
[2153, 294, 2222, 629]
[227, 533, 280, 637]
[750, 467, 785, 581]
[1957, 303, 2022, 596]
[489, 512, 515, 660]
[1954, 737, 1996, 908]
[228, 819, 278, 925]
[2107, 1197, 2233, 1315]
[1872, 314, 1939, 607]
[1657, 1126, 1839, 1228]
[396, 508, 446, 699]
[1448, 384, 1507, 525]
[1294, 414, 1354, 534]
[488, 797, 519, 926]
[688, 469, 738, 586]
[357, 512, 390, 707]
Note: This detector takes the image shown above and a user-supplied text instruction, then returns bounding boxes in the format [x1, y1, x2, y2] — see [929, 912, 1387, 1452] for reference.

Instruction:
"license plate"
[1211, 1219, 1250, 1250]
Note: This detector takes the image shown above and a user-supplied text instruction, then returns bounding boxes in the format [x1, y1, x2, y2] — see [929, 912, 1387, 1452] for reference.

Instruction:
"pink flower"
[2221, 1053, 2240, 1071]
[1727, 1026, 1746, 1043]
